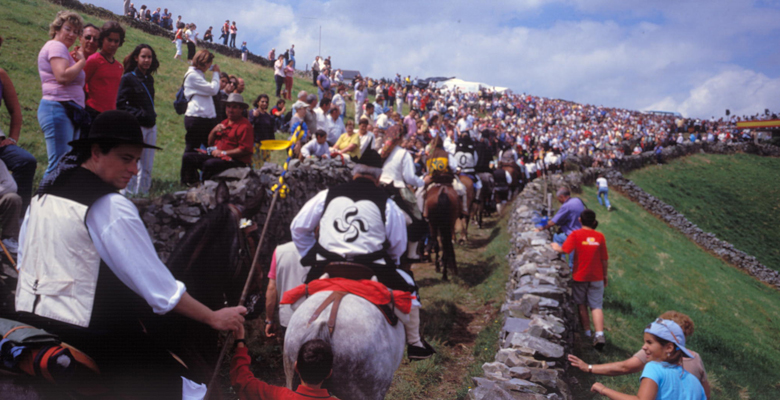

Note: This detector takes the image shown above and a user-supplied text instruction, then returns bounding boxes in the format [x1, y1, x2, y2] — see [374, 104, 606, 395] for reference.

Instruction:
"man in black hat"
[15, 110, 246, 397]
[290, 149, 436, 360]
[181, 93, 254, 184]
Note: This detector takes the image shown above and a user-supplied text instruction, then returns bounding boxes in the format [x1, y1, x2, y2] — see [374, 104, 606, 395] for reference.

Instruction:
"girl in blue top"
[591, 319, 706, 400]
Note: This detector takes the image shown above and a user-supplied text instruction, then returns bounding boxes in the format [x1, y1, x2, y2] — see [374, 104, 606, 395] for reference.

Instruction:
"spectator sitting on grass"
[231, 324, 337, 399]
[568, 310, 711, 398]
[551, 209, 608, 349]
[589, 318, 706, 400]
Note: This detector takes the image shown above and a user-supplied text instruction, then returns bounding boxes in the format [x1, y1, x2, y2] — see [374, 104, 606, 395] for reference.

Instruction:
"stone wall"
[133, 159, 353, 264]
[468, 181, 576, 400]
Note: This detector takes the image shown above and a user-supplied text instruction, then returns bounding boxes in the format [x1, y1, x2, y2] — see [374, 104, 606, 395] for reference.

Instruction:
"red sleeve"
[561, 231, 577, 254]
[239, 122, 254, 153]
[230, 347, 292, 400]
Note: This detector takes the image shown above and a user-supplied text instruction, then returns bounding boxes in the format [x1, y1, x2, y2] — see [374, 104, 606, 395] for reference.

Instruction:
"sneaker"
[593, 334, 606, 351]
[2, 237, 18, 254]
[407, 339, 436, 361]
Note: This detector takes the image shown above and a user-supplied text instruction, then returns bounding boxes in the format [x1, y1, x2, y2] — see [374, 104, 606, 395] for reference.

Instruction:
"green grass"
[568, 185, 780, 399]
[626, 153, 780, 272]
[0, 0, 407, 196]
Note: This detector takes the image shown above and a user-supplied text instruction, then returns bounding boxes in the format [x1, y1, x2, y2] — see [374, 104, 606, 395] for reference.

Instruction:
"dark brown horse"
[456, 174, 476, 245]
[474, 172, 494, 229]
[501, 162, 524, 201]
[424, 179, 459, 281]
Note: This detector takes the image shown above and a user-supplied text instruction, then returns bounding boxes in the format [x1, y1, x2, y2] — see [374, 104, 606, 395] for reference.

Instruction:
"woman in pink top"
[83, 21, 125, 119]
[283, 60, 294, 100]
[37, 11, 87, 177]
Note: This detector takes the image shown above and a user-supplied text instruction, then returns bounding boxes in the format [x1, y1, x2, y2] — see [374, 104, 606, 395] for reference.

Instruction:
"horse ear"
[215, 180, 230, 205]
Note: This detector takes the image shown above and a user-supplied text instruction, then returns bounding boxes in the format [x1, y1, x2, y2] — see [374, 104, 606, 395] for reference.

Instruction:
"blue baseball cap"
[644, 319, 694, 359]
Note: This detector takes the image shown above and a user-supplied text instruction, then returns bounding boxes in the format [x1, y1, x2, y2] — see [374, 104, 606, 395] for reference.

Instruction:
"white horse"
[284, 291, 406, 400]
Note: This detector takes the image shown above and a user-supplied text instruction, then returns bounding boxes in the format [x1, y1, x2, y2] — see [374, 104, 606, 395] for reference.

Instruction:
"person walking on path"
[229, 21, 237, 48]
[551, 209, 608, 349]
[116, 44, 159, 195]
[596, 173, 611, 210]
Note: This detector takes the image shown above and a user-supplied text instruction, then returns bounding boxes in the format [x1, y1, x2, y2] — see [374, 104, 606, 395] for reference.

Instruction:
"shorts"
[572, 280, 604, 309]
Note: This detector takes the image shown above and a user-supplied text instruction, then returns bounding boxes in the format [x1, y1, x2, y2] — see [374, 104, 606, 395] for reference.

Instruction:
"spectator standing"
[126, 3, 137, 18]
[116, 44, 159, 195]
[123, 0, 131, 17]
[184, 23, 198, 64]
[0, 36, 38, 215]
[249, 94, 274, 143]
[331, 85, 346, 121]
[229, 21, 237, 48]
[80, 23, 100, 60]
[591, 319, 706, 400]
[138, 5, 147, 20]
[268, 48, 275, 61]
[596, 174, 611, 210]
[551, 209, 608, 348]
[181, 50, 220, 184]
[83, 21, 125, 120]
[273, 55, 285, 98]
[240, 41, 249, 62]
[283, 60, 294, 100]
[354, 79, 367, 124]
[203, 27, 213, 43]
[270, 98, 286, 132]
[311, 56, 320, 86]
[317, 67, 331, 100]
[151, 8, 160, 24]
[304, 94, 318, 134]
[219, 20, 229, 45]
[289, 44, 295, 68]
[182, 93, 253, 183]
[172, 22, 184, 61]
[161, 9, 171, 30]
[37, 11, 87, 178]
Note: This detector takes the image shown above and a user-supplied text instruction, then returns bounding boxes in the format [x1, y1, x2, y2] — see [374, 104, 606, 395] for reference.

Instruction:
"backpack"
[173, 71, 194, 115]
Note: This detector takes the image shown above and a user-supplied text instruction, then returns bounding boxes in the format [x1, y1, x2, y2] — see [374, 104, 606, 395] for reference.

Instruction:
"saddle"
[306, 262, 400, 334]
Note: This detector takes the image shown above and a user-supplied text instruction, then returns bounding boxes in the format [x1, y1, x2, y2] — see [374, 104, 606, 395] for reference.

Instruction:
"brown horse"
[501, 163, 524, 201]
[474, 172, 494, 229]
[424, 181, 459, 281]
[456, 174, 476, 245]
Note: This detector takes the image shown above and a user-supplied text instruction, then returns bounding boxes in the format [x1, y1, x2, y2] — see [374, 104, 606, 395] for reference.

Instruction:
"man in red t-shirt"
[551, 209, 609, 350]
[83, 21, 125, 119]
[181, 94, 254, 184]
[231, 324, 337, 400]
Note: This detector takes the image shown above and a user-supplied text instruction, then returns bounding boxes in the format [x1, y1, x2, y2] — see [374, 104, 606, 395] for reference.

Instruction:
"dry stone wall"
[468, 181, 576, 400]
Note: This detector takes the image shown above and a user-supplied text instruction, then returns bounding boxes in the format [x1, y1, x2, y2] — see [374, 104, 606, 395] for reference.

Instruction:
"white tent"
[438, 78, 509, 93]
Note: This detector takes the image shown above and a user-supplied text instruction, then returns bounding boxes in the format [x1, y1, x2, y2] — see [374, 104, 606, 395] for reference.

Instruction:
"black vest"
[493, 168, 509, 191]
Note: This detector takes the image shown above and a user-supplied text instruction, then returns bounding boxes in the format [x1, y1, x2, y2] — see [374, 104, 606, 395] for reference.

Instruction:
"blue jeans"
[38, 99, 78, 178]
[0, 144, 37, 213]
[597, 188, 611, 208]
[553, 232, 574, 269]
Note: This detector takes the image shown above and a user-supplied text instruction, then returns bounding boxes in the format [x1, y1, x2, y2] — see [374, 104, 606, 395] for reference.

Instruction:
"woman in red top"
[83, 21, 125, 119]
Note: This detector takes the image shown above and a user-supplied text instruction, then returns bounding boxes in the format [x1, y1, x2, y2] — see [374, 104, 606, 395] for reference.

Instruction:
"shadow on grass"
[455, 256, 499, 288]
[421, 298, 475, 345]
[464, 227, 501, 249]
[417, 276, 445, 288]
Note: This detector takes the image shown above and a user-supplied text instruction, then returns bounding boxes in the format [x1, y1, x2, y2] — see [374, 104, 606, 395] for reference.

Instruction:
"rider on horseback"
[378, 125, 426, 264]
[14, 111, 246, 398]
[452, 133, 482, 202]
[290, 149, 436, 360]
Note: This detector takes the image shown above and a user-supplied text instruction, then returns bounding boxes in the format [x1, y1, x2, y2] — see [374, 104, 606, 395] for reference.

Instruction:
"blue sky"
[93, 0, 780, 119]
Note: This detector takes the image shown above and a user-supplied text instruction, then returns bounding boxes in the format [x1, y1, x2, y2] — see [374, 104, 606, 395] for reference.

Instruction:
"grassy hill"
[568, 185, 780, 399]
[0, 0, 356, 195]
[627, 153, 780, 272]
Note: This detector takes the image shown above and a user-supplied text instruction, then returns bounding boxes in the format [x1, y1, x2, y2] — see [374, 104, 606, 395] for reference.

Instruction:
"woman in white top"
[184, 23, 198, 63]
[273, 55, 285, 98]
[180, 50, 220, 184]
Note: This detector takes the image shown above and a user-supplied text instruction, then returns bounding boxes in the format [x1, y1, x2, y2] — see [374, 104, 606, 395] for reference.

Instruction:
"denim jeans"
[553, 232, 574, 269]
[126, 125, 157, 195]
[597, 188, 611, 208]
[0, 144, 37, 213]
[38, 99, 78, 179]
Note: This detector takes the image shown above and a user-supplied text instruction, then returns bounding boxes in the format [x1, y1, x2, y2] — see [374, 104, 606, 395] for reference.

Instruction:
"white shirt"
[315, 107, 329, 132]
[326, 115, 345, 145]
[332, 93, 346, 116]
[380, 145, 424, 188]
[358, 132, 375, 156]
[290, 189, 407, 265]
[301, 140, 330, 158]
[183, 67, 220, 118]
[18, 194, 186, 315]
[596, 177, 608, 189]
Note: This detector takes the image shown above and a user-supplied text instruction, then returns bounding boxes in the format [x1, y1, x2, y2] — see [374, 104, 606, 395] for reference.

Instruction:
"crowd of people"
[1, 5, 777, 399]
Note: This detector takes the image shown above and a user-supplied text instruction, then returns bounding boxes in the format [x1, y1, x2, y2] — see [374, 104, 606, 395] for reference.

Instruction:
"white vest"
[319, 196, 386, 260]
[454, 151, 476, 173]
[16, 194, 102, 328]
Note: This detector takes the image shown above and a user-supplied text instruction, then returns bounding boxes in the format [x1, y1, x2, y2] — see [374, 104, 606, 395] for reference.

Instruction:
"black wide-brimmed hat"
[355, 149, 383, 168]
[68, 110, 162, 150]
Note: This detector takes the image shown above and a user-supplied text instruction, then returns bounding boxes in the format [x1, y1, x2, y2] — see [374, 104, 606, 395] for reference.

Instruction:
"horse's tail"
[433, 189, 456, 272]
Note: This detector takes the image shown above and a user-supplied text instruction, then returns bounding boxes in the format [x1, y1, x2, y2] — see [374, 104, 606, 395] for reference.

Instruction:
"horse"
[143, 179, 265, 388]
[284, 291, 406, 400]
[456, 174, 476, 245]
[474, 172, 495, 229]
[501, 162, 524, 201]
[424, 178, 459, 280]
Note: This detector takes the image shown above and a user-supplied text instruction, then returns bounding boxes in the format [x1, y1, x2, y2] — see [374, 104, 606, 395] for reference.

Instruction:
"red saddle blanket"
[281, 278, 412, 314]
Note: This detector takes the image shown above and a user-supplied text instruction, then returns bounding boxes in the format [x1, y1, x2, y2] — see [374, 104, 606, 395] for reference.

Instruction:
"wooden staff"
[204, 189, 281, 400]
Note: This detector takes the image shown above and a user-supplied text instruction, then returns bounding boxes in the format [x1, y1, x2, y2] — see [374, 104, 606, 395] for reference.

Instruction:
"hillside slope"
[567, 185, 780, 399]
[627, 153, 780, 272]
[0, 0, 320, 194]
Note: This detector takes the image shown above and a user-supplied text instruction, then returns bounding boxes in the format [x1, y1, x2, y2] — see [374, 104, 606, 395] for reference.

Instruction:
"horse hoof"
[458, 238, 466, 246]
